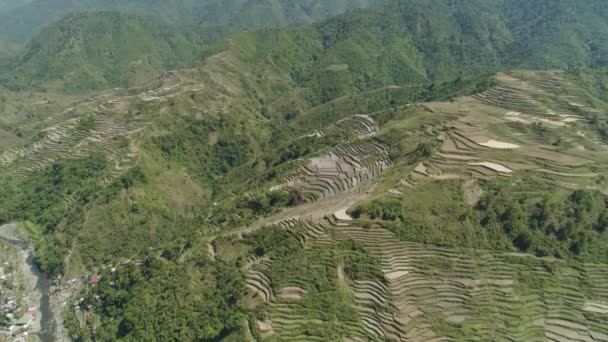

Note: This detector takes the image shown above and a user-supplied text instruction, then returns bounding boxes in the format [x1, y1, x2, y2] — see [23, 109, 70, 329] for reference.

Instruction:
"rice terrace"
[1, 1, 608, 341]
[209, 70, 608, 342]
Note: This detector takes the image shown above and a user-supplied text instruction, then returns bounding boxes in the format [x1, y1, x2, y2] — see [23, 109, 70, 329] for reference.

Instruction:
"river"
[0, 224, 54, 342]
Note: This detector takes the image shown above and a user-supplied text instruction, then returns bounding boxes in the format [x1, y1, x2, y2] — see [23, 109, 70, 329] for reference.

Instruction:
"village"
[0, 244, 36, 342]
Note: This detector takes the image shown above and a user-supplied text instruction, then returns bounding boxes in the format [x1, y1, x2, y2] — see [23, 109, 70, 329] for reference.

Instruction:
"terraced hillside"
[0, 72, 200, 183]
[5, 1, 608, 339]
[391, 70, 608, 195]
[235, 216, 608, 341]
[29, 67, 607, 341]
[266, 121, 383, 205]
[209, 70, 608, 341]
[274, 115, 392, 203]
[4, 26, 608, 338]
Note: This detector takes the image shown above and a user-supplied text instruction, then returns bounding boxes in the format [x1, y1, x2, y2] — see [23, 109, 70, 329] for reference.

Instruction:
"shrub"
[78, 114, 96, 131]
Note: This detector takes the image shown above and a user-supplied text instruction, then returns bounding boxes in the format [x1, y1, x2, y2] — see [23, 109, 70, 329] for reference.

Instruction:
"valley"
[0, 223, 53, 342]
[1, 1, 608, 341]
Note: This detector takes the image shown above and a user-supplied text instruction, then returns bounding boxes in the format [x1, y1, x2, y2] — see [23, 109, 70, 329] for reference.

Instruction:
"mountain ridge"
[5, 0, 608, 94]
[2, 11, 202, 93]
[0, 0, 386, 44]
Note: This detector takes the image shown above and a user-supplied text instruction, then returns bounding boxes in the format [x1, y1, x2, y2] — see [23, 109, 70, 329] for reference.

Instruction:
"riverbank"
[0, 224, 58, 342]
[48, 279, 80, 342]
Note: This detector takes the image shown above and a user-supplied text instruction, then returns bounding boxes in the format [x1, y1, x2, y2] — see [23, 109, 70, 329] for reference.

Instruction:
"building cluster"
[0, 262, 35, 341]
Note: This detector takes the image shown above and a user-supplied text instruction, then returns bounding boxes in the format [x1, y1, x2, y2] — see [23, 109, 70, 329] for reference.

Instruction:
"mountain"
[319, 0, 608, 79]
[185, 0, 386, 28]
[499, 0, 608, 68]
[215, 0, 608, 104]
[0, 0, 385, 45]
[0, 0, 385, 92]
[2, 0, 608, 341]
[2, 12, 201, 92]
[6, 0, 608, 94]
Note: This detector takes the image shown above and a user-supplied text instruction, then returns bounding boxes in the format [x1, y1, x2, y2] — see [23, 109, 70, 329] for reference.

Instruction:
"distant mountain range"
[2, 0, 608, 94]
[0, 0, 385, 43]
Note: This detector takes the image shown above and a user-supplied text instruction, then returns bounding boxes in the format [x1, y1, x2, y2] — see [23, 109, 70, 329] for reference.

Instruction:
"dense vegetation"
[65, 255, 245, 341]
[0, 156, 175, 278]
[0, 0, 386, 86]
[337, 239, 384, 281]
[0, 154, 107, 228]
[4, 0, 608, 93]
[477, 186, 608, 260]
[2, 12, 202, 92]
[0, 0, 385, 45]
[353, 184, 608, 262]
[0, 155, 113, 274]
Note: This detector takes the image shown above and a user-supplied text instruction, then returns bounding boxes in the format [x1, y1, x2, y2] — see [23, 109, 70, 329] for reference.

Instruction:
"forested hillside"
[2, 12, 201, 92]
[188, 0, 608, 103]
[0, 0, 385, 45]
[5, 0, 608, 93]
[500, 0, 608, 67]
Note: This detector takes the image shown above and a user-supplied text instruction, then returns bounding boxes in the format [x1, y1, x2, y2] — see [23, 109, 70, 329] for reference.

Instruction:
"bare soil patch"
[437, 153, 479, 161]
[257, 319, 273, 334]
[477, 140, 520, 149]
[463, 179, 483, 206]
[335, 208, 354, 221]
[468, 162, 513, 173]
[583, 302, 608, 314]
[278, 287, 307, 300]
